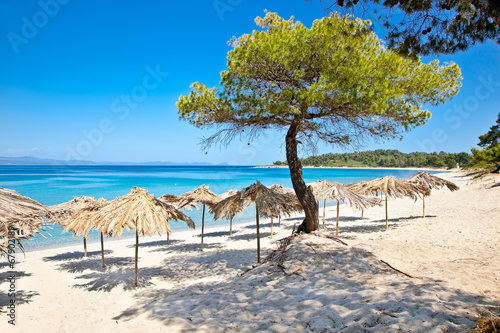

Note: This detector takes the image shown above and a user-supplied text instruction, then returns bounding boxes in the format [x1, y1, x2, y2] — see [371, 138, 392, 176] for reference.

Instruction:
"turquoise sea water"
[0, 165, 442, 251]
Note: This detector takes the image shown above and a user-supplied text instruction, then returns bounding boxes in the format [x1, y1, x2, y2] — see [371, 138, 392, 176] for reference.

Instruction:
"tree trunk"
[286, 122, 319, 233]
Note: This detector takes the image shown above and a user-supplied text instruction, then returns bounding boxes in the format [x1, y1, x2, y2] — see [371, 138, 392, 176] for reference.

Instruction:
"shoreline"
[255, 165, 454, 171]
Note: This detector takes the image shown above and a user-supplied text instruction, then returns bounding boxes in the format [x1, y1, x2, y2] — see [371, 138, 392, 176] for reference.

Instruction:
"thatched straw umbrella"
[50, 196, 109, 257]
[349, 176, 430, 229]
[316, 182, 381, 236]
[211, 181, 301, 263]
[67, 187, 194, 287]
[307, 180, 334, 228]
[179, 185, 219, 251]
[408, 171, 459, 217]
[158, 193, 199, 244]
[267, 184, 300, 237]
[347, 180, 370, 219]
[217, 189, 239, 235]
[0, 187, 49, 256]
[61, 198, 110, 267]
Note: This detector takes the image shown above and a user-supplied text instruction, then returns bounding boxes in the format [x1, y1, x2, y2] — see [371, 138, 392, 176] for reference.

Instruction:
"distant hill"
[273, 150, 473, 169]
[0, 156, 221, 166]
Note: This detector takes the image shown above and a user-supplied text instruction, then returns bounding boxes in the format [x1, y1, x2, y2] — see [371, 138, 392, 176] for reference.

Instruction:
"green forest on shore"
[273, 150, 472, 169]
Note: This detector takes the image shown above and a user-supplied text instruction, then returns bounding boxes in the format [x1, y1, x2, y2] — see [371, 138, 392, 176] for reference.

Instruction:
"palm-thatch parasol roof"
[268, 184, 295, 195]
[408, 171, 459, 217]
[53, 196, 109, 259]
[179, 185, 219, 251]
[0, 187, 49, 223]
[316, 181, 382, 236]
[267, 183, 302, 230]
[0, 187, 49, 256]
[50, 196, 108, 224]
[158, 193, 200, 211]
[307, 180, 335, 228]
[65, 187, 194, 287]
[348, 176, 430, 200]
[217, 189, 239, 235]
[347, 176, 430, 229]
[307, 180, 334, 198]
[212, 181, 302, 263]
[408, 172, 459, 192]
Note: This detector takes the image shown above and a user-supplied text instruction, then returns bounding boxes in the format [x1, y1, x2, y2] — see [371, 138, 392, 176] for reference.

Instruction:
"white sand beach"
[1, 171, 499, 332]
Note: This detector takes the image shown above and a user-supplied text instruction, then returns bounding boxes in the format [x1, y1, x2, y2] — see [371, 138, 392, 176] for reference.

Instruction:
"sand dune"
[1, 171, 499, 332]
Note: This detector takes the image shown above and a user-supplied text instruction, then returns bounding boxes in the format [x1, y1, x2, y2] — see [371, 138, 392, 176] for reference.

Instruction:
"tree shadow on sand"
[193, 230, 240, 238]
[0, 290, 39, 307]
[70, 248, 256, 292]
[56, 256, 135, 274]
[228, 232, 274, 242]
[126, 239, 183, 249]
[150, 242, 225, 253]
[43, 249, 113, 262]
[111, 238, 499, 332]
[0, 270, 39, 308]
[72, 267, 154, 292]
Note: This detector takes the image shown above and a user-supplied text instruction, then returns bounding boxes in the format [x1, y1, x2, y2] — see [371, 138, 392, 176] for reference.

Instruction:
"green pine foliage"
[273, 150, 472, 168]
[471, 112, 500, 172]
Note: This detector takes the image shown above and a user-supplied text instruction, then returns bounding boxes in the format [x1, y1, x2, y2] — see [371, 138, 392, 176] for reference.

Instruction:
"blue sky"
[1, 0, 499, 165]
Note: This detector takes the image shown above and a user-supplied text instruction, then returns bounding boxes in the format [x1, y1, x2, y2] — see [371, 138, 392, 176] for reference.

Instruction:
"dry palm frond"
[212, 181, 302, 221]
[307, 180, 334, 200]
[65, 187, 194, 239]
[0, 187, 49, 223]
[215, 190, 240, 219]
[158, 193, 199, 210]
[316, 181, 382, 211]
[408, 171, 460, 194]
[179, 184, 219, 208]
[212, 181, 303, 263]
[347, 176, 430, 200]
[0, 188, 49, 256]
[268, 184, 295, 195]
[219, 189, 238, 199]
[50, 196, 108, 226]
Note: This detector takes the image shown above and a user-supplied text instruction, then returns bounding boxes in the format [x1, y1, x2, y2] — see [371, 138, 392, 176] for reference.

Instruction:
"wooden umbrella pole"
[256, 206, 261, 263]
[201, 204, 205, 251]
[336, 200, 340, 237]
[385, 194, 388, 230]
[278, 213, 281, 227]
[100, 232, 105, 268]
[361, 210, 364, 220]
[83, 237, 87, 257]
[423, 196, 426, 218]
[323, 198, 326, 229]
[230, 217, 233, 236]
[271, 216, 273, 239]
[167, 232, 169, 245]
[134, 227, 139, 288]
